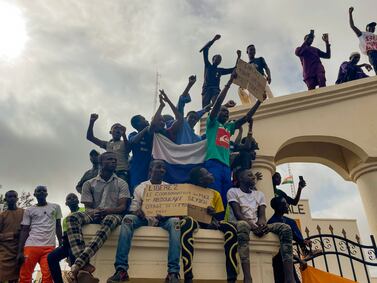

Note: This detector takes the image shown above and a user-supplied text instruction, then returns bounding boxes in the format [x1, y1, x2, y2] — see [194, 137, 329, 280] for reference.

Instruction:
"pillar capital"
[252, 155, 276, 175]
[349, 161, 377, 182]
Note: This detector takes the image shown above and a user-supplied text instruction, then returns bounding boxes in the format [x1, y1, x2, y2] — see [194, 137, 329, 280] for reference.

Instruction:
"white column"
[351, 162, 377, 237]
[251, 155, 276, 219]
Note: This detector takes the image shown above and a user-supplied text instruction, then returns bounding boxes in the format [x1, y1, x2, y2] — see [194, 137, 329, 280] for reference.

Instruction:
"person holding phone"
[271, 173, 306, 206]
[295, 30, 331, 90]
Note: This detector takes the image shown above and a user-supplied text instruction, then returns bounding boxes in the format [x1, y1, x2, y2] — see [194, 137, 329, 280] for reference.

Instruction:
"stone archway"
[201, 76, 377, 235]
[274, 135, 369, 181]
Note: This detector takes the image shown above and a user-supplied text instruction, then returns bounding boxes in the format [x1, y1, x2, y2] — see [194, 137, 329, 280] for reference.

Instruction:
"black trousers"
[180, 217, 238, 281]
[47, 234, 75, 283]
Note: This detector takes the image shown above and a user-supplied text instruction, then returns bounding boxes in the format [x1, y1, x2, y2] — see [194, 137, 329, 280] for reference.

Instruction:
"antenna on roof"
[153, 70, 161, 115]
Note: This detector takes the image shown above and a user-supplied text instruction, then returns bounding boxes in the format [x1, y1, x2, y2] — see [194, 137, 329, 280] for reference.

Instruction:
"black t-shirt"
[249, 57, 267, 75]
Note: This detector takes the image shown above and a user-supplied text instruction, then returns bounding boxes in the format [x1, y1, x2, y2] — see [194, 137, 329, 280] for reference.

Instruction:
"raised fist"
[214, 34, 221, 41]
[188, 75, 197, 84]
[90, 113, 99, 122]
[349, 7, 354, 13]
[237, 50, 241, 59]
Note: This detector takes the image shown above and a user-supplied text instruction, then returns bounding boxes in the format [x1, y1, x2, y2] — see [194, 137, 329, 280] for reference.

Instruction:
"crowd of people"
[0, 6, 376, 283]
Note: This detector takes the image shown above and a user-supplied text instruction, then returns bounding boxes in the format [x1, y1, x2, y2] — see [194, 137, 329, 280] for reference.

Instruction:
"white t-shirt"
[359, 32, 377, 55]
[21, 203, 62, 247]
[227, 188, 266, 224]
[130, 180, 168, 226]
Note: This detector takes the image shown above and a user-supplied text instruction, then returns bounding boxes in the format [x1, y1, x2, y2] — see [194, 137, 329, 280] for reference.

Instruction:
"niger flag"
[302, 266, 357, 283]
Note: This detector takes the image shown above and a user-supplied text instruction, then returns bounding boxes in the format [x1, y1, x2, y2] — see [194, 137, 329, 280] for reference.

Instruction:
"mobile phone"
[310, 29, 315, 35]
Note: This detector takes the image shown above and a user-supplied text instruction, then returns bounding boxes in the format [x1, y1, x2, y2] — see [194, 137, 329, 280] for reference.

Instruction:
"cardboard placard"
[233, 59, 267, 102]
[142, 184, 213, 224]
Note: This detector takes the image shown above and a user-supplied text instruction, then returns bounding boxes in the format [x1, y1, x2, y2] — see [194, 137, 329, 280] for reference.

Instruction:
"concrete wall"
[84, 225, 280, 282]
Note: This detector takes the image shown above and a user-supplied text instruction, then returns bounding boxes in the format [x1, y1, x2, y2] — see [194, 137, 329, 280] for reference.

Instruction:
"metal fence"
[293, 225, 377, 282]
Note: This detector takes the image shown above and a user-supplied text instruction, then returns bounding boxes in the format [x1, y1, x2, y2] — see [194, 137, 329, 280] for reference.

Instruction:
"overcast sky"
[0, 0, 376, 242]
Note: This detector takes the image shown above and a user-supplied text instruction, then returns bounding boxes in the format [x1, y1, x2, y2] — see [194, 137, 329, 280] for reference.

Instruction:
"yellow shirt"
[210, 189, 224, 214]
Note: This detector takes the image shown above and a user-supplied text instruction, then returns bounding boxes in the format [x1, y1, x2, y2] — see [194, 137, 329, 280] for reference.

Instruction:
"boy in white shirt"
[227, 169, 295, 283]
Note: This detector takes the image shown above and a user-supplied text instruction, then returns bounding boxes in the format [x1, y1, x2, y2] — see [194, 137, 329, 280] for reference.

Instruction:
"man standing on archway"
[295, 30, 331, 90]
[349, 7, 377, 75]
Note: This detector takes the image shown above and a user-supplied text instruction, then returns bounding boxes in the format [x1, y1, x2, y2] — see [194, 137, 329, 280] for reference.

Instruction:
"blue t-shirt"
[128, 130, 153, 190]
[175, 121, 202, 145]
[268, 215, 304, 243]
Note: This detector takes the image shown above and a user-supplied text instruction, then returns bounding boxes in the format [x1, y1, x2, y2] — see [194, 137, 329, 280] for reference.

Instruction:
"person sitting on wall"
[205, 71, 265, 211]
[349, 7, 377, 75]
[0, 190, 24, 283]
[272, 172, 306, 206]
[336, 52, 371, 84]
[87, 114, 130, 183]
[17, 186, 63, 283]
[295, 30, 331, 90]
[227, 169, 295, 283]
[47, 193, 85, 283]
[76, 149, 100, 194]
[180, 167, 238, 283]
[107, 160, 181, 283]
[200, 34, 241, 107]
[268, 196, 316, 283]
[66, 152, 130, 283]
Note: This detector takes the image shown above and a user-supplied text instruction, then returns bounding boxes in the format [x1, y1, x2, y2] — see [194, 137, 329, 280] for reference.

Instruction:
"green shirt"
[62, 207, 85, 232]
[205, 116, 236, 166]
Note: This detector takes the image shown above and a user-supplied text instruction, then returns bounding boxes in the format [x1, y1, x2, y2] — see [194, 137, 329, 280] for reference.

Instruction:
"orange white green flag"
[281, 175, 294, 184]
[302, 266, 357, 283]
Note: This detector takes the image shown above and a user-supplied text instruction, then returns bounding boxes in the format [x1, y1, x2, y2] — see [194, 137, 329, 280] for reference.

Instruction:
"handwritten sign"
[142, 184, 214, 224]
[233, 59, 267, 101]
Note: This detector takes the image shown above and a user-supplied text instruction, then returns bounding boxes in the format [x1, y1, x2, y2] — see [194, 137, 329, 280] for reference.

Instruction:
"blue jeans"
[205, 159, 232, 209]
[114, 214, 181, 273]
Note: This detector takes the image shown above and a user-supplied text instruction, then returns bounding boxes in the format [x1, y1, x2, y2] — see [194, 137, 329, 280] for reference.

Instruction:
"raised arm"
[177, 75, 196, 115]
[349, 7, 362, 37]
[234, 95, 264, 129]
[209, 71, 237, 121]
[318, 34, 331, 59]
[236, 119, 254, 151]
[160, 90, 184, 135]
[86, 114, 108, 149]
[290, 178, 307, 206]
[200, 34, 221, 66]
[150, 95, 166, 131]
[218, 50, 241, 75]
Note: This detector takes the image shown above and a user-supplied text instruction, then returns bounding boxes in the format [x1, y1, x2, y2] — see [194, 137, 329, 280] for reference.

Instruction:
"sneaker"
[165, 272, 180, 283]
[107, 269, 129, 283]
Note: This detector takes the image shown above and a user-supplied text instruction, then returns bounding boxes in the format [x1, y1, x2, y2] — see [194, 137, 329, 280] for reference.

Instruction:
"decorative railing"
[293, 225, 377, 282]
